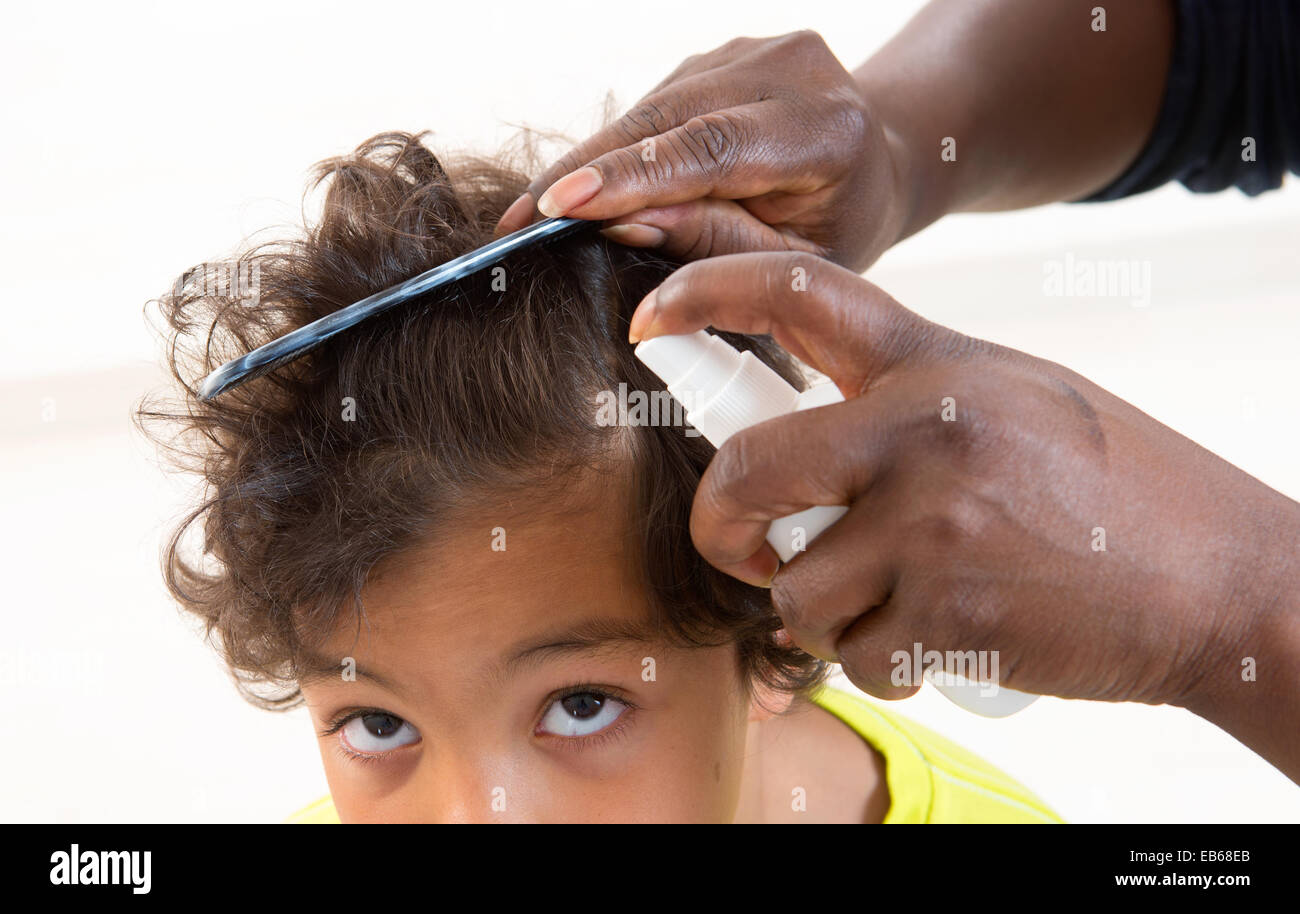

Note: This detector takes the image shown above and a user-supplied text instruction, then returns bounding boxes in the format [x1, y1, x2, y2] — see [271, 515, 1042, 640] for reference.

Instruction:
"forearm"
[854, 0, 1175, 244]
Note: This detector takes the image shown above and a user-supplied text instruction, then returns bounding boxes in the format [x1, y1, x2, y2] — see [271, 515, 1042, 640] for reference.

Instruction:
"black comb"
[198, 216, 590, 400]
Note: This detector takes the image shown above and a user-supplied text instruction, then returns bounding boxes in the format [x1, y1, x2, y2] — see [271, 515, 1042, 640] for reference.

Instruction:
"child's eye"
[538, 691, 627, 738]
[340, 712, 421, 754]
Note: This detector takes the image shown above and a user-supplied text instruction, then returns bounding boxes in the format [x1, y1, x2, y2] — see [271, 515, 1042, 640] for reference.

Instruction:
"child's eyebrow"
[495, 617, 659, 681]
[295, 617, 660, 693]
[296, 652, 404, 693]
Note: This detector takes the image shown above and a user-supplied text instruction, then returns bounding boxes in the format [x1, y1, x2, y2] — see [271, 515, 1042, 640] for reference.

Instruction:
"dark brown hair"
[139, 129, 829, 711]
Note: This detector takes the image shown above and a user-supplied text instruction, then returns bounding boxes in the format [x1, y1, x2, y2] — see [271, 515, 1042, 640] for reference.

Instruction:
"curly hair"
[137, 129, 830, 712]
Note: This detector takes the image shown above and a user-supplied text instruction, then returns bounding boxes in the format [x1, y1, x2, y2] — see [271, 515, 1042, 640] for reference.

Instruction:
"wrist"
[1177, 494, 1300, 782]
[852, 69, 961, 254]
[873, 115, 922, 252]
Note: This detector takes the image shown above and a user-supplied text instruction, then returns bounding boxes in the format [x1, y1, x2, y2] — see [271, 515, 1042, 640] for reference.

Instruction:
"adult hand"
[629, 251, 1300, 781]
[493, 31, 908, 273]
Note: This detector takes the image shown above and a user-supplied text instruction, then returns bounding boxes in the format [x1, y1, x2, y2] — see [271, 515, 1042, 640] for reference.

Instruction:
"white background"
[1, 0, 1297, 822]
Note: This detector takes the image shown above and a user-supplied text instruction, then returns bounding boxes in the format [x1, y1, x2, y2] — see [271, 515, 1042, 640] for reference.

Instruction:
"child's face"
[297, 479, 757, 822]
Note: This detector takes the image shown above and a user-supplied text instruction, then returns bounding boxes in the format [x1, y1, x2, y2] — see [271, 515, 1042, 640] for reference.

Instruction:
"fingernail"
[742, 559, 780, 589]
[496, 192, 535, 236]
[537, 166, 603, 217]
[601, 223, 667, 248]
[773, 628, 793, 646]
[628, 288, 659, 343]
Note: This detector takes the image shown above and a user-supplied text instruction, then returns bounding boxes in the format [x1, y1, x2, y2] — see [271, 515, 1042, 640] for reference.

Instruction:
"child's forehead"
[299, 516, 662, 696]
[319, 474, 650, 654]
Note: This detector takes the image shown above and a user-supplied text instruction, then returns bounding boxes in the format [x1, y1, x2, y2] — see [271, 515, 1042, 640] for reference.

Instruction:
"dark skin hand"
[493, 0, 1300, 782]
[496, 29, 905, 270]
[627, 252, 1300, 785]
[494, 1, 1174, 271]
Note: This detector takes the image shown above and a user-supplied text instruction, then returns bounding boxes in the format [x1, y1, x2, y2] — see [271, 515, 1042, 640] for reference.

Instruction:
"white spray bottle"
[635, 329, 1037, 718]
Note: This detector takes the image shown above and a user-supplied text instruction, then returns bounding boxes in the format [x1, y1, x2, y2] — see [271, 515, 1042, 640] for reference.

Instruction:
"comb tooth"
[198, 217, 589, 400]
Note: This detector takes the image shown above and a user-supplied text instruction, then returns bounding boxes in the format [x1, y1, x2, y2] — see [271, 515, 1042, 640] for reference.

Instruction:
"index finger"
[493, 86, 746, 236]
[629, 251, 934, 397]
[494, 82, 832, 238]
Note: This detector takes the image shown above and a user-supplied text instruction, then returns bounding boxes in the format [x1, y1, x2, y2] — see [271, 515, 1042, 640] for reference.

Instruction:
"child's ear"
[747, 678, 796, 722]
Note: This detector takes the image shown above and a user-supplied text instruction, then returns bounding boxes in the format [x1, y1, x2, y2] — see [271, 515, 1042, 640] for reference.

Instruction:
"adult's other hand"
[493, 31, 906, 272]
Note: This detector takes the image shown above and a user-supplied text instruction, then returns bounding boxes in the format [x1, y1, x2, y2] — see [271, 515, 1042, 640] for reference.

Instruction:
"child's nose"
[417, 755, 526, 824]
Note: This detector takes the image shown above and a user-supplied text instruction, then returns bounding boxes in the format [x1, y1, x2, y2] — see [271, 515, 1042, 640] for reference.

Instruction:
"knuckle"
[776, 28, 825, 53]
[606, 143, 670, 188]
[617, 98, 677, 142]
[720, 35, 760, 55]
[910, 489, 992, 555]
[675, 113, 740, 173]
[793, 28, 829, 49]
[824, 88, 870, 147]
[910, 510, 966, 556]
[776, 29, 834, 67]
[940, 576, 1001, 646]
[763, 250, 822, 301]
[936, 407, 980, 457]
[781, 249, 824, 278]
[928, 392, 1005, 466]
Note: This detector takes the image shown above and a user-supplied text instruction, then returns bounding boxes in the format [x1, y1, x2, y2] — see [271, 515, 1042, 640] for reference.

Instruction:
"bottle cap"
[635, 330, 799, 445]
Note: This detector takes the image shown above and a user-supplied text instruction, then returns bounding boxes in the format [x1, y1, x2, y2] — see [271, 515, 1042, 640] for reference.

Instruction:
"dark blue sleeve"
[1081, 0, 1300, 201]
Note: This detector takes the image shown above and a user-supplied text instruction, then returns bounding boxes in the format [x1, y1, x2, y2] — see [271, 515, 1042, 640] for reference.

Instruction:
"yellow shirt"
[287, 683, 1063, 823]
